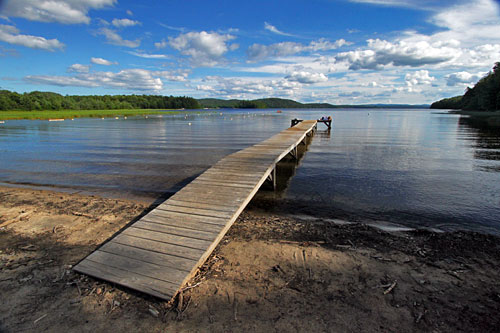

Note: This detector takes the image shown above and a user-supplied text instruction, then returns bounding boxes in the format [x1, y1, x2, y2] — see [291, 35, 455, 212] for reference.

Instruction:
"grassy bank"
[0, 109, 187, 120]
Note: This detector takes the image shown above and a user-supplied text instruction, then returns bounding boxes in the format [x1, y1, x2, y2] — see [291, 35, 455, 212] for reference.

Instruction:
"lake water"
[1, 109, 499, 234]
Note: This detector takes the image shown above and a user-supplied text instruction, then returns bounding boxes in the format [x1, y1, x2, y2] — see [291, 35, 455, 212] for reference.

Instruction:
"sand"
[1, 185, 500, 332]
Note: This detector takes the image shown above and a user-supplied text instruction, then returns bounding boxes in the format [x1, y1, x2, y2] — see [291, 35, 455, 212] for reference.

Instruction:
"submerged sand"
[1, 185, 499, 332]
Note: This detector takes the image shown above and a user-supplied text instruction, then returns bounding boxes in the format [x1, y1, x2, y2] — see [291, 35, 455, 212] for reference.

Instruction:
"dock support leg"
[266, 166, 277, 190]
[288, 146, 298, 160]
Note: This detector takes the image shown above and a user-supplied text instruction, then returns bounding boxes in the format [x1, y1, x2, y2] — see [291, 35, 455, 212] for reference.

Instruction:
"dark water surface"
[1, 109, 499, 234]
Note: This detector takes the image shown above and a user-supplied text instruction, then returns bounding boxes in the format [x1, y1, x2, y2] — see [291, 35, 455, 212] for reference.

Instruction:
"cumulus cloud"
[336, 39, 456, 70]
[264, 22, 294, 36]
[67, 64, 90, 73]
[404, 70, 435, 86]
[90, 57, 116, 65]
[168, 31, 237, 66]
[97, 28, 140, 48]
[430, 0, 500, 46]
[0, 24, 64, 51]
[155, 39, 168, 49]
[195, 76, 302, 99]
[25, 69, 186, 92]
[445, 71, 485, 86]
[128, 51, 169, 59]
[2, 0, 116, 24]
[248, 38, 350, 61]
[111, 18, 141, 28]
[285, 71, 328, 84]
[338, 91, 362, 98]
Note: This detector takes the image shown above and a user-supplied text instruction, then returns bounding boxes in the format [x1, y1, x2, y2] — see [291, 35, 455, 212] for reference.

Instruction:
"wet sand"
[1, 185, 499, 332]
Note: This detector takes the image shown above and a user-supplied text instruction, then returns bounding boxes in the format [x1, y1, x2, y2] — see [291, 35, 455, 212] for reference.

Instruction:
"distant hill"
[198, 98, 429, 109]
[431, 62, 500, 111]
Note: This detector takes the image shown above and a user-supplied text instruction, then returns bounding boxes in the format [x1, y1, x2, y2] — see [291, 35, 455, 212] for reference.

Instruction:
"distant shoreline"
[0, 109, 201, 120]
[0, 106, 431, 121]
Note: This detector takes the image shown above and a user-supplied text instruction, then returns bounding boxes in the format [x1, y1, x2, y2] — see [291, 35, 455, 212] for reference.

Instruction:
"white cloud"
[348, 0, 450, 9]
[462, 44, 500, 68]
[90, 57, 116, 65]
[264, 22, 294, 36]
[336, 39, 456, 70]
[97, 28, 140, 48]
[128, 51, 169, 59]
[248, 38, 350, 61]
[126, 10, 133, 16]
[111, 18, 141, 28]
[25, 69, 186, 92]
[445, 71, 485, 86]
[405, 70, 435, 86]
[430, 0, 500, 46]
[195, 76, 302, 99]
[0, 24, 64, 51]
[155, 39, 167, 49]
[240, 55, 348, 75]
[331, 1, 500, 77]
[2, 0, 116, 24]
[168, 31, 237, 66]
[67, 64, 90, 73]
[285, 71, 328, 84]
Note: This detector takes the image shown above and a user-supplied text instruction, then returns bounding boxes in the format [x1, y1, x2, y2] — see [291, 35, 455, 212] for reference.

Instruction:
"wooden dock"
[74, 120, 317, 301]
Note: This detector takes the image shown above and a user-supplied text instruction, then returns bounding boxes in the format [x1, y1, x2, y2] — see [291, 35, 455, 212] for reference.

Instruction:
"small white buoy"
[102, 117, 105, 120]
[188, 122, 192, 126]
[71, 118, 74, 121]
[145, 116, 148, 118]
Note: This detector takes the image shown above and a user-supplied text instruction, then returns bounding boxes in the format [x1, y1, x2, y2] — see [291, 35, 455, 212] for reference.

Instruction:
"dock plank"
[76, 259, 178, 300]
[99, 242, 196, 272]
[113, 234, 205, 260]
[74, 119, 317, 302]
[87, 250, 187, 285]
[122, 227, 213, 250]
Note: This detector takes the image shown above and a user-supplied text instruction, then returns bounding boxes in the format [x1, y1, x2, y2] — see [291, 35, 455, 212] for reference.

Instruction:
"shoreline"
[0, 109, 208, 121]
[1, 185, 500, 332]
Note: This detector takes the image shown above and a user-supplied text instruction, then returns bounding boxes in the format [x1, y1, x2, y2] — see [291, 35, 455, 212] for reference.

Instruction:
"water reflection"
[1, 109, 500, 234]
[458, 115, 500, 172]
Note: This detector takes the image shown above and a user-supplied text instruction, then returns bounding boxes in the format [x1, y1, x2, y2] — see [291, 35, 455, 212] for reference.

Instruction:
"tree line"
[431, 62, 500, 111]
[0, 90, 200, 111]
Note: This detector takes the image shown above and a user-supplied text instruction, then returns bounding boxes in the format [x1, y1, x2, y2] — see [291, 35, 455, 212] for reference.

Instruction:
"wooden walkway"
[74, 120, 317, 301]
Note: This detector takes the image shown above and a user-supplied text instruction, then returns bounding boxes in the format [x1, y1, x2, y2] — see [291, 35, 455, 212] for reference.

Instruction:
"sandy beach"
[1, 185, 499, 332]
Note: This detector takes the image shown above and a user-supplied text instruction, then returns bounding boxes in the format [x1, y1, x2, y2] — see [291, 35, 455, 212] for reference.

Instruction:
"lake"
[0, 109, 499, 234]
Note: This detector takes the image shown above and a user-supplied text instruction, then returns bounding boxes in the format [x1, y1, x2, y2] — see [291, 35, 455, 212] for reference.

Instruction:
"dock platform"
[74, 120, 317, 301]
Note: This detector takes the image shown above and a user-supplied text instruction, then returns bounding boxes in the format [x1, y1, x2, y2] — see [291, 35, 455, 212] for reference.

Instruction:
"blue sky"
[0, 0, 499, 104]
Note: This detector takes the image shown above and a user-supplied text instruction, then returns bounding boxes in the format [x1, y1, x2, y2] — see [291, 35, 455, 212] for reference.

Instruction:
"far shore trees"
[431, 62, 500, 111]
[0, 90, 200, 111]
